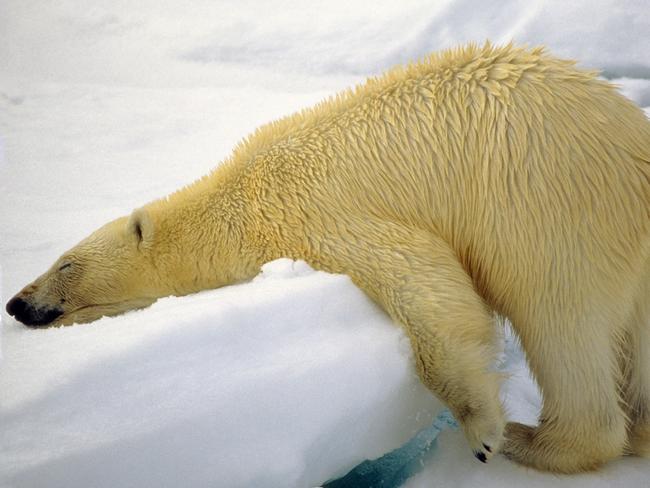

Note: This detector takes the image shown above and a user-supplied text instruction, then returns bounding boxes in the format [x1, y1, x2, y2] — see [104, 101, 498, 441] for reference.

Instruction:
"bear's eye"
[59, 263, 72, 272]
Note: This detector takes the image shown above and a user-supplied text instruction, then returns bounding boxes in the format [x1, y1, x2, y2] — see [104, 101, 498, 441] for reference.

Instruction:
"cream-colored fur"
[7, 43, 650, 473]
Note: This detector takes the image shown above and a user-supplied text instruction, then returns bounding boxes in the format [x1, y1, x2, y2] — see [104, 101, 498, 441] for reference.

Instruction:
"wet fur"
[9, 43, 650, 472]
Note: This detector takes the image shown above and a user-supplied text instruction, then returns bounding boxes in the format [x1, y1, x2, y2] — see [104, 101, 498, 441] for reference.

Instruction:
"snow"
[1, 1, 649, 487]
[0, 259, 439, 487]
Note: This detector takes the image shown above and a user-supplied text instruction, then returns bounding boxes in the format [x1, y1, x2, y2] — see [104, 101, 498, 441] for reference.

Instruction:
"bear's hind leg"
[503, 313, 628, 472]
[623, 276, 650, 458]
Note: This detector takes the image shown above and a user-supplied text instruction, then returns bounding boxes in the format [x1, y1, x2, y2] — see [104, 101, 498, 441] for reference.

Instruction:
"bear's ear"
[126, 208, 154, 248]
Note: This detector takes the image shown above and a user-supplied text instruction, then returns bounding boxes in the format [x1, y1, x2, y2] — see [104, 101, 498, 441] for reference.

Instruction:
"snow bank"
[181, 0, 650, 80]
[3, 1, 649, 88]
[0, 259, 440, 488]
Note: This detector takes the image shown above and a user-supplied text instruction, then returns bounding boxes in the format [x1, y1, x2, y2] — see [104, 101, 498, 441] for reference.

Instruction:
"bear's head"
[6, 208, 162, 327]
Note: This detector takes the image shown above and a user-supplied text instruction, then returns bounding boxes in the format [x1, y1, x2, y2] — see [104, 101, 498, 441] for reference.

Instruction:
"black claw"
[474, 450, 487, 463]
[482, 443, 492, 453]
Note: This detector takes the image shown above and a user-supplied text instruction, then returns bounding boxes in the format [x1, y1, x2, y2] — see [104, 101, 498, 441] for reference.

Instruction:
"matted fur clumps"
[7, 43, 650, 473]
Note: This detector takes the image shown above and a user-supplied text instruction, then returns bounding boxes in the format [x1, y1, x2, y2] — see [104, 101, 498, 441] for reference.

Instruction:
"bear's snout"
[6, 296, 28, 317]
[6, 295, 63, 327]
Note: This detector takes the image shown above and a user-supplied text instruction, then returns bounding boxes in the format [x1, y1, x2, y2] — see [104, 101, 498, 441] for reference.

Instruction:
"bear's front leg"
[310, 218, 505, 463]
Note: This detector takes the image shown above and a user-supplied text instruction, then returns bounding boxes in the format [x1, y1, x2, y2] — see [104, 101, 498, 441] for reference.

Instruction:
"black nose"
[5, 296, 63, 327]
[6, 296, 28, 317]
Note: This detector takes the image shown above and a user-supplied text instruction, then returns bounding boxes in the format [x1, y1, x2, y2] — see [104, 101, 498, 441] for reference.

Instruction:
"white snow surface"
[0, 259, 439, 488]
[1, 1, 649, 487]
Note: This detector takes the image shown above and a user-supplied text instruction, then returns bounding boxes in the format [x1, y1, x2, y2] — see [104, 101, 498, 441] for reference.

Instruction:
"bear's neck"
[145, 160, 268, 297]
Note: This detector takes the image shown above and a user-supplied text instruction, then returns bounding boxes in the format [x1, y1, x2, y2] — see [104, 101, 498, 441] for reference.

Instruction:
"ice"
[0, 262, 440, 488]
[1, 1, 649, 487]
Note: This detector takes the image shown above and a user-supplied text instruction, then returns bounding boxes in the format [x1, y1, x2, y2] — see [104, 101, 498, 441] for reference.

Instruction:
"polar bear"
[6, 43, 650, 473]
